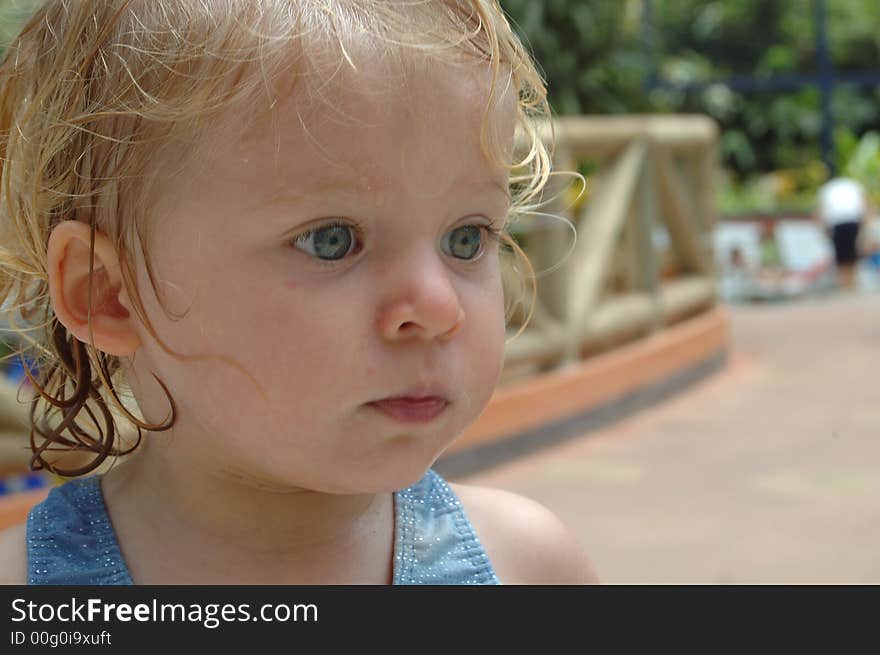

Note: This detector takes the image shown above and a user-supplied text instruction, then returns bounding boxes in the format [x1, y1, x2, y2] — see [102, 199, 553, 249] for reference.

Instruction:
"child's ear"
[46, 220, 141, 356]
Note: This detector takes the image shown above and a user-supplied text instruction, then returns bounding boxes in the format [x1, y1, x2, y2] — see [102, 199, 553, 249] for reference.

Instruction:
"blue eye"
[291, 221, 500, 264]
[292, 222, 357, 261]
[441, 225, 483, 260]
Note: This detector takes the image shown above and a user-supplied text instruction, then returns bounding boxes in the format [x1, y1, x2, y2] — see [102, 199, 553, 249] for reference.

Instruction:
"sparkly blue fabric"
[391, 469, 499, 585]
[27, 468, 500, 585]
[27, 474, 132, 585]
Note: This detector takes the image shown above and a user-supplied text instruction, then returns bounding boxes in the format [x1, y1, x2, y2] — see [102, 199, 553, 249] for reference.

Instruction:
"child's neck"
[99, 443, 395, 584]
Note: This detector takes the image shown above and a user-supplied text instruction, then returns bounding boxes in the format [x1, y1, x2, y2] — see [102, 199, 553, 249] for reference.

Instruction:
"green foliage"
[503, 0, 650, 115]
[717, 169, 825, 216]
[0, 0, 38, 51]
[501, 0, 880, 187]
[837, 128, 880, 204]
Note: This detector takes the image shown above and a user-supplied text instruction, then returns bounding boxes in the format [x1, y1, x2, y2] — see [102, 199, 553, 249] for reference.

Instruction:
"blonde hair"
[0, 0, 550, 476]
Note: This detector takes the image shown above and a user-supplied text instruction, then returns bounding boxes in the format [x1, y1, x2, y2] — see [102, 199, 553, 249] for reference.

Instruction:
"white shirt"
[817, 178, 867, 226]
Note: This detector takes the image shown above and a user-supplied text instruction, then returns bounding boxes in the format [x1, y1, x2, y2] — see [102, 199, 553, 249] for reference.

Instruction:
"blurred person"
[815, 177, 869, 291]
[759, 221, 782, 270]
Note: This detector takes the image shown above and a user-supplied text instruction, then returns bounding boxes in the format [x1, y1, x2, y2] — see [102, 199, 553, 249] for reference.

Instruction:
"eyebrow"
[240, 183, 360, 214]
[243, 175, 510, 214]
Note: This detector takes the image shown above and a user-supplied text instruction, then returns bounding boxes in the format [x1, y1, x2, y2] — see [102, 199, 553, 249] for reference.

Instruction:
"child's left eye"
[292, 221, 358, 261]
[291, 221, 500, 264]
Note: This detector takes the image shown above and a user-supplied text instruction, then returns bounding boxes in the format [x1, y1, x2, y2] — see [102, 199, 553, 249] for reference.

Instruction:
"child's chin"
[270, 437, 450, 494]
[337, 436, 450, 493]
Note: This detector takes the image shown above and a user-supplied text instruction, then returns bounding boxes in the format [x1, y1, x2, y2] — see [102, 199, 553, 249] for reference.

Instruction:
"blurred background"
[505, 0, 880, 213]
[0, 0, 878, 582]
[451, 0, 880, 583]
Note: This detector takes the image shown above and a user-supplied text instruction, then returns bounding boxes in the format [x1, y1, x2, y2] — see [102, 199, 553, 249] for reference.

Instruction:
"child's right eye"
[289, 219, 499, 265]
[291, 221, 360, 262]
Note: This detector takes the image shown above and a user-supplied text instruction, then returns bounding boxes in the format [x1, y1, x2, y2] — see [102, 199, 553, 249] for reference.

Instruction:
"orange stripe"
[0, 488, 48, 531]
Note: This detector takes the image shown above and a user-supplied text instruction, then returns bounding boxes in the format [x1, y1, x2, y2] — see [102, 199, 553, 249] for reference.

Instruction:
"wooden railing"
[500, 114, 720, 384]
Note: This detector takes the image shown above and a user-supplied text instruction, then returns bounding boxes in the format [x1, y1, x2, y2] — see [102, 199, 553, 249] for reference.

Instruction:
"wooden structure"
[499, 114, 720, 384]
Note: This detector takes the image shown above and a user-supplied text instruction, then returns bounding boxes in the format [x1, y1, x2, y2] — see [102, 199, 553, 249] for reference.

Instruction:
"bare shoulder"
[449, 482, 600, 585]
[0, 521, 28, 585]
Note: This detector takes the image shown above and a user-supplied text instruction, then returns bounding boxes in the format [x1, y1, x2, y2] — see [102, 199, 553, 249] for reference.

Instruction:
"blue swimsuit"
[26, 468, 500, 585]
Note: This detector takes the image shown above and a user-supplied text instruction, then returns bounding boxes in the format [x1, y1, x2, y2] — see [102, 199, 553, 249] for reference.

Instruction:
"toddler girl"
[0, 0, 597, 584]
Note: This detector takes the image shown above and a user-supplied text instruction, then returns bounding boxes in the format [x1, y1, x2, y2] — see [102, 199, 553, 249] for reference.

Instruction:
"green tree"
[502, 0, 880, 182]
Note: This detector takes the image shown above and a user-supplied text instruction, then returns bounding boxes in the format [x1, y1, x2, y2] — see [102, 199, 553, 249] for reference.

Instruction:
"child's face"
[122, 57, 515, 493]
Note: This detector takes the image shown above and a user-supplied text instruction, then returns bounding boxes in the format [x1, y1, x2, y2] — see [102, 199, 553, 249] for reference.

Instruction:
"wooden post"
[560, 138, 646, 363]
[635, 140, 662, 332]
[654, 147, 712, 276]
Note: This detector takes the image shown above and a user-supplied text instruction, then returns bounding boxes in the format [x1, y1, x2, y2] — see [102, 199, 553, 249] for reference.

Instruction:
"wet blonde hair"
[0, 0, 550, 476]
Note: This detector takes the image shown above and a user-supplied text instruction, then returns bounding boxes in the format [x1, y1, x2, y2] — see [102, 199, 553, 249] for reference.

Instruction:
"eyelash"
[291, 219, 505, 268]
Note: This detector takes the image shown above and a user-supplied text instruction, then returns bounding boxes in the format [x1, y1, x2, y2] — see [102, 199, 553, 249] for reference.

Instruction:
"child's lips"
[366, 396, 449, 423]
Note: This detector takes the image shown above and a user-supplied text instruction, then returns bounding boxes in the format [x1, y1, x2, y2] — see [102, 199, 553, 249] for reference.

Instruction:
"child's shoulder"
[0, 521, 27, 585]
[448, 481, 600, 585]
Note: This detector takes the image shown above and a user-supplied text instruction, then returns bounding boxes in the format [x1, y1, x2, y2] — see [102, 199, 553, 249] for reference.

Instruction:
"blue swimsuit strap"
[392, 469, 499, 585]
[27, 476, 133, 585]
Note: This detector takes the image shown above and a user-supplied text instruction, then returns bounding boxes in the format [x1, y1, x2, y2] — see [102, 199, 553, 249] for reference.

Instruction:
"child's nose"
[375, 260, 465, 343]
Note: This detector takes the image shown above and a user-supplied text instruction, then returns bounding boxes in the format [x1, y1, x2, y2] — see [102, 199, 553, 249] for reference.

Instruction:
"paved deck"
[456, 290, 880, 583]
